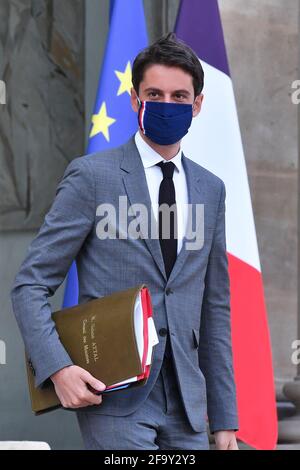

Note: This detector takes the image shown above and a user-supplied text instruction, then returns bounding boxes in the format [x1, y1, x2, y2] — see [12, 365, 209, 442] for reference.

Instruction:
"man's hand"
[50, 365, 106, 409]
[214, 430, 239, 450]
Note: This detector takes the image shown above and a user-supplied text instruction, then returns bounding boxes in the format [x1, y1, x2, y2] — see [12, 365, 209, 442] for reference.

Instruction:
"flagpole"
[162, 0, 169, 34]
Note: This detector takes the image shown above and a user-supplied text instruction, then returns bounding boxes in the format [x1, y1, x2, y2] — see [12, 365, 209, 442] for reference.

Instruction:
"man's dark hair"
[132, 32, 204, 98]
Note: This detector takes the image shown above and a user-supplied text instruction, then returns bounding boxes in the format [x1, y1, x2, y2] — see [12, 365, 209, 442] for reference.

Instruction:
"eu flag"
[62, 0, 148, 307]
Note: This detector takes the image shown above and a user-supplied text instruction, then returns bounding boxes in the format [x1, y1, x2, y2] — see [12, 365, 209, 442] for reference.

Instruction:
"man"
[10, 33, 239, 450]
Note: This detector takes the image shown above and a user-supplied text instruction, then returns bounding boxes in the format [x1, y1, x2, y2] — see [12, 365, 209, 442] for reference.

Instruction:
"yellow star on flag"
[115, 61, 133, 96]
[90, 102, 116, 141]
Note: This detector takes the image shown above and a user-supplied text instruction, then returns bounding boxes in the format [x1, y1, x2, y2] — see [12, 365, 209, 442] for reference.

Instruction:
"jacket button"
[159, 328, 168, 337]
[165, 288, 173, 295]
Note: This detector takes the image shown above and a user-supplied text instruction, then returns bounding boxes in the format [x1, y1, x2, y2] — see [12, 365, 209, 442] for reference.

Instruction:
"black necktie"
[155, 161, 178, 279]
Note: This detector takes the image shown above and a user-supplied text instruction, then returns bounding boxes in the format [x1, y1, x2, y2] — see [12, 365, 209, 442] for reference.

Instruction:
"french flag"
[175, 0, 278, 450]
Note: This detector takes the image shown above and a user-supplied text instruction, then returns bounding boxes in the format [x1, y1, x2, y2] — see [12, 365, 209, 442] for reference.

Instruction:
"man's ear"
[192, 93, 204, 117]
[130, 87, 139, 113]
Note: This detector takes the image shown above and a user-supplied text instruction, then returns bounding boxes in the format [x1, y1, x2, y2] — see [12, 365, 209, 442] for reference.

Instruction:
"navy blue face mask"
[137, 97, 194, 145]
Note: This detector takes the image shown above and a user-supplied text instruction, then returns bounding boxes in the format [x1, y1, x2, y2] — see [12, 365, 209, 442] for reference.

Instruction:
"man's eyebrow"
[144, 87, 191, 95]
[144, 87, 163, 93]
[173, 89, 191, 95]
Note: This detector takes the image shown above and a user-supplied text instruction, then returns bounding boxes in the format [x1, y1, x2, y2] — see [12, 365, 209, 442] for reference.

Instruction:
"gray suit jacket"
[10, 135, 239, 434]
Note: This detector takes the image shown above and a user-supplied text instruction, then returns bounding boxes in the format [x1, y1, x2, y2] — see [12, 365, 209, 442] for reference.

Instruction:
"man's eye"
[149, 92, 158, 98]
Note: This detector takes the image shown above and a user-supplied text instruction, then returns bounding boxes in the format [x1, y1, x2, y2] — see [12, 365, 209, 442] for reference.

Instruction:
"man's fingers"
[80, 369, 106, 392]
[228, 439, 239, 450]
[51, 366, 105, 409]
[61, 391, 102, 408]
[85, 390, 103, 406]
[217, 444, 228, 450]
[215, 439, 229, 450]
[216, 439, 238, 450]
[74, 383, 103, 406]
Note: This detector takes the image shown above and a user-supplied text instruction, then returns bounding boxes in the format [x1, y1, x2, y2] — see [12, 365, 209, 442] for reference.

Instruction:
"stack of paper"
[104, 287, 159, 392]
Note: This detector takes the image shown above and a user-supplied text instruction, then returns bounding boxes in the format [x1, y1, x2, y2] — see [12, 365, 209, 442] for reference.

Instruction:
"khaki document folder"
[25, 284, 158, 414]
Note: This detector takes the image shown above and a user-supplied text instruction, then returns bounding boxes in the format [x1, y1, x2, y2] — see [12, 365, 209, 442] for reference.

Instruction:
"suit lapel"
[121, 136, 167, 281]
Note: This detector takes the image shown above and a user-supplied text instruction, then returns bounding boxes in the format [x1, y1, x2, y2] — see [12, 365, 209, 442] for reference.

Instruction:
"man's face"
[130, 64, 203, 118]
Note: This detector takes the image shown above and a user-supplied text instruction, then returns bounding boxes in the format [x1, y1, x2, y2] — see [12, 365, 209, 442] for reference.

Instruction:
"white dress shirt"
[134, 131, 189, 254]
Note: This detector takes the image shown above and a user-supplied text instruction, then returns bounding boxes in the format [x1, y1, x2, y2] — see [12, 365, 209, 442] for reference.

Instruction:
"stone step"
[0, 441, 50, 450]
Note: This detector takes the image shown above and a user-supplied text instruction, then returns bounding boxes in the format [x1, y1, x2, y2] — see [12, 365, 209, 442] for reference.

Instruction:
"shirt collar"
[134, 131, 183, 173]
